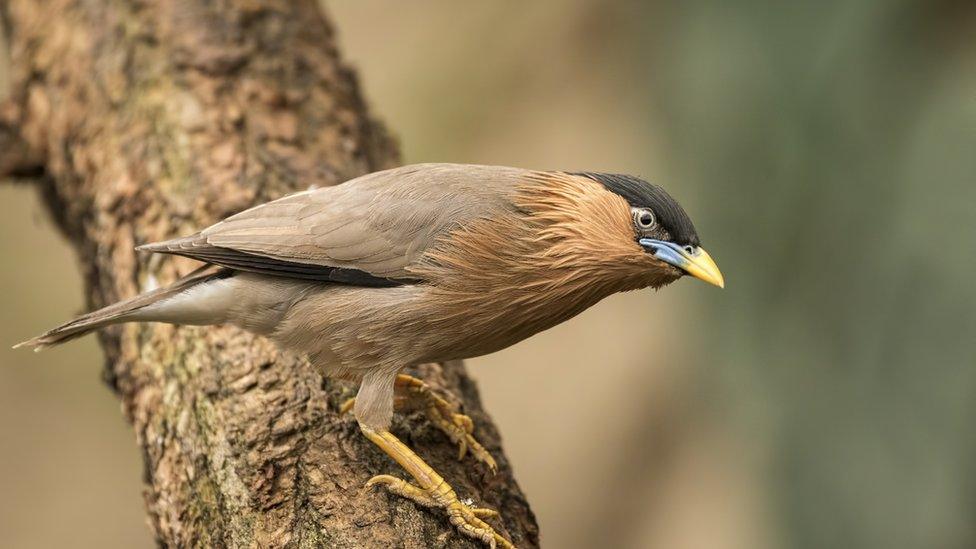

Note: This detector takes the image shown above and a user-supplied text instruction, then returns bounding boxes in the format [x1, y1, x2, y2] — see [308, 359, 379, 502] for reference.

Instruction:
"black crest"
[573, 172, 700, 246]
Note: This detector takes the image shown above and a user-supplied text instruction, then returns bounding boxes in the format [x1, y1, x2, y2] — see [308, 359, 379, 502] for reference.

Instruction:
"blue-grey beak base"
[639, 239, 690, 270]
[638, 238, 725, 288]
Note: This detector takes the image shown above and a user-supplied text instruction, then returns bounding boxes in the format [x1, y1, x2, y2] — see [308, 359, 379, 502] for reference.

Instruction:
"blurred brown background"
[2, 1, 975, 548]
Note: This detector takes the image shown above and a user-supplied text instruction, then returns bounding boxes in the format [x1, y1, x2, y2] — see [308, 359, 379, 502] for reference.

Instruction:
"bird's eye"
[633, 208, 656, 230]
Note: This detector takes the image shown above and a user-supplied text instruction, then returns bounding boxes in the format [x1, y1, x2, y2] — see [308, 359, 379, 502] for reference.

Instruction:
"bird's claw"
[426, 406, 497, 473]
[472, 507, 500, 519]
[366, 473, 513, 549]
[454, 412, 474, 434]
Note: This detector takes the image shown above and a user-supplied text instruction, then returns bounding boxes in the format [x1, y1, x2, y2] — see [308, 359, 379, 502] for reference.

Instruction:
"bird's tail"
[13, 265, 231, 352]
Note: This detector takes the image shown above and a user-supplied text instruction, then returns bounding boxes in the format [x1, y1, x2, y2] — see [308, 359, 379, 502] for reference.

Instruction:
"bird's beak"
[639, 239, 725, 288]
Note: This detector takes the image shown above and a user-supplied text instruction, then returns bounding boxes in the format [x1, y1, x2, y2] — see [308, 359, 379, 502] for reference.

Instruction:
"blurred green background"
[1, 1, 974, 548]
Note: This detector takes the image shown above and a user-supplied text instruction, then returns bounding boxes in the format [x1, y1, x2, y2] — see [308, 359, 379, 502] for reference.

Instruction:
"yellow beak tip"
[697, 274, 725, 289]
[682, 247, 724, 289]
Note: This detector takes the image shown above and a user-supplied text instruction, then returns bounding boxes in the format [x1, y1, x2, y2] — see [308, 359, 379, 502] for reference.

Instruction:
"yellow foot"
[362, 429, 515, 549]
[341, 374, 497, 472]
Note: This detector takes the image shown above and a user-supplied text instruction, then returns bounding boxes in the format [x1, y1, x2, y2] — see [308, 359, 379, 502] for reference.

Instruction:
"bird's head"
[564, 172, 725, 289]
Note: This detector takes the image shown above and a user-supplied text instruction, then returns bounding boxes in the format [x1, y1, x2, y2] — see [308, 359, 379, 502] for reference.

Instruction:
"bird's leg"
[360, 426, 514, 549]
[341, 373, 497, 472]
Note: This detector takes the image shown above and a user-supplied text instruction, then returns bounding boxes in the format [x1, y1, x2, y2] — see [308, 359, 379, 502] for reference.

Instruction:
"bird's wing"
[139, 164, 525, 286]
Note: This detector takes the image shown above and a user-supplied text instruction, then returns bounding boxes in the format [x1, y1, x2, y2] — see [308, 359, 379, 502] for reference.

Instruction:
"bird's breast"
[410, 272, 623, 361]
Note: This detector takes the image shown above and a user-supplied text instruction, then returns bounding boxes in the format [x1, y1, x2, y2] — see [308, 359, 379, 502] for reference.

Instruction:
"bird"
[15, 163, 723, 548]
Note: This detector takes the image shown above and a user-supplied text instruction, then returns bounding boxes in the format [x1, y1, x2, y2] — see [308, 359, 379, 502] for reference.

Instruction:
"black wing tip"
[136, 236, 415, 288]
[168, 244, 414, 288]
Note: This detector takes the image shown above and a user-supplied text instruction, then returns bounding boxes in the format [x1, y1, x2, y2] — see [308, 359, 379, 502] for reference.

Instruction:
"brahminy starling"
[16, 163, 724, 548]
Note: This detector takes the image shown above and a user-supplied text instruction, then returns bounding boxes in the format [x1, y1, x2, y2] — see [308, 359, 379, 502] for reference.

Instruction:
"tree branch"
[0, 99, 44, 179]
[4, 1, 538, 546]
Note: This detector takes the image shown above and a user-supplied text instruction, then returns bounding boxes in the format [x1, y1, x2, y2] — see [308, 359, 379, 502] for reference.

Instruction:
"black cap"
[572, 172, 700, 246]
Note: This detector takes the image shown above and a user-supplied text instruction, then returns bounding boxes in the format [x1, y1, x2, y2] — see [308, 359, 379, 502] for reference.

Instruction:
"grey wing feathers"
[137, 164, 525, 286]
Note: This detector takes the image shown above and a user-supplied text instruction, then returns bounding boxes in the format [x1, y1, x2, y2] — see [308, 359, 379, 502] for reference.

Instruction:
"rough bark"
[0, 1, 538, 547]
